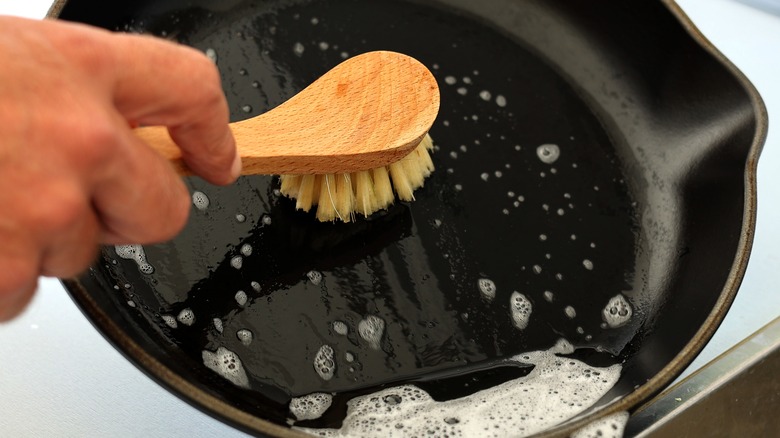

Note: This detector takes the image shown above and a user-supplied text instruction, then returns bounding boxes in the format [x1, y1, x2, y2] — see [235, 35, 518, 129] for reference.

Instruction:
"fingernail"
[230, 152, 243, 181]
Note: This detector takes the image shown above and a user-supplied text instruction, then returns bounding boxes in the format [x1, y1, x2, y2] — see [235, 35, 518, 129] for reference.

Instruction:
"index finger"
[109, 33, 240, 185]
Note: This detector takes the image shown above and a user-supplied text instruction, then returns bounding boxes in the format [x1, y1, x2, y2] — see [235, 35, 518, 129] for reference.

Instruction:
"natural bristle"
[279, 133, 435, 222]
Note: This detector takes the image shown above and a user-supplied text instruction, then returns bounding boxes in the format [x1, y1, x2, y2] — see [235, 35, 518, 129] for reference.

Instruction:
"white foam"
[319, 42, 329, 50]
[444, 76, 456, 85]
[479, 90, 491, 101]
[293, 42, 305, 56]
[235, 213, 247, 223]
[162, 314, 177, 328]
[536, 144, 561, 164]
[358, 315, 385, 350]
[235, 290, 248, 306]
[333, 321, 348, 336]
[251, 281, 261, 292]
[205, 48, 217, 63]
[602, 295, 632, 328]
[564, 306, 577, 319]
[230, 255, 243, 270]
[262, 215, 273, 225]
[314, 345, 336, 381]
[308, 270, 323, 285]
[477, 278, 496, 301]
[237, 329, 253, 346]
[571, 411, 629, 438]
[510, 291, 532, 330]
[296, 339, 621, 437]
[213, 318, 224, 333]
[240, 244, 253, 257]
[495, 95, 507, 107]
[202, 347, 250, 389]
[543, 290, 554, 302]
[290, 393, 334, 421]
[583, 259, 594, 270]
[457, 87, 468, 95]
[192, 191, 210, 210]
[115, 244, 154, 274]
[177, 308, 195, 326]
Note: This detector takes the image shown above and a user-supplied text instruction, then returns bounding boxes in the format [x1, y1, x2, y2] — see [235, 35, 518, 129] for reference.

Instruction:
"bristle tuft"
[279, 133, 436, 222]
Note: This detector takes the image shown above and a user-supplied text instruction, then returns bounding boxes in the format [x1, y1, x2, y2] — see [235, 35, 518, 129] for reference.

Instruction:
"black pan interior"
[57, 0, 760, 435]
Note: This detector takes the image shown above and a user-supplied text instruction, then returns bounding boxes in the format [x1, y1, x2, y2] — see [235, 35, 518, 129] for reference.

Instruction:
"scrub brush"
[134, 50, 440, 222]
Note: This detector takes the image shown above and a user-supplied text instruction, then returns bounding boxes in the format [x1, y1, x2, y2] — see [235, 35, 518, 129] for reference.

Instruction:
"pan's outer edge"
[49, 0, 768, 436]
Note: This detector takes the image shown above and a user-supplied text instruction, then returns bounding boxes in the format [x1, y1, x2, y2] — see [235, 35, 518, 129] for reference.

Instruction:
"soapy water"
[510, 291, 532, 330]
[314, 345, 336, 381]
[357, 315, 385, 350]
[237, 329, 254, 346]
[177, 308, 195, 326]
[294, 339, 621, 437]
[332, 321, 348, 336]
[114, 244, 154, 274]
[192, 191, 210, 210]
[602, 295, 632, 328]
[202, 347, 250, 389]
[477, 278, 497, 301]
[290, 393, 334, 421]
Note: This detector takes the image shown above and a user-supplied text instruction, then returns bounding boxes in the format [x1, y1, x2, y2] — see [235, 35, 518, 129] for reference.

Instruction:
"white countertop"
[1, 0, 778, 436]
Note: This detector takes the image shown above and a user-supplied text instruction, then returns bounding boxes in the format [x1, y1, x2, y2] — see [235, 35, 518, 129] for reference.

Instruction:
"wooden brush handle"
[134, 51, 440, 176]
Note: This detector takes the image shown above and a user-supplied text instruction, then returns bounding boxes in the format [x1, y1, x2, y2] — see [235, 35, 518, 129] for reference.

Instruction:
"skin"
[0, 16, 240, 321]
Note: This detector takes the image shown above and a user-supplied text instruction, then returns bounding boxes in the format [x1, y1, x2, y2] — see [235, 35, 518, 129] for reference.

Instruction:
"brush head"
[279, 134, 435, 222]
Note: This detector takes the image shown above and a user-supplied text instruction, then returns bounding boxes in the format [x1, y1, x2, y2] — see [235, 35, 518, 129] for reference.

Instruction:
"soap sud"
[177, 308, 195, 326]
[319, 42, 329, 50]
[358, 315, 385, 350]
[241, 104, 252, 113]
[543, 290, 554, 302]
[308, 270, 323, 285]
[293, 42, 305, 56]
[583, 259, 594, 270]
[192, 191, 210, 210]
[536, 144, 561, 164]
[161, 314, 177, 328]
[314, 344, 336, 381]
[213, 318, 224, 333]
[235, 290, 248, 306]
[602, 295, 632, 328]
[251, 281, 261, 292]
[496, 95, 507, 107]
[345, 352, 355, 363]
[115, 244, 154, 274]
[444, 76, 456, 85]
[237, 329, 253, 346]
[533, 265, 542, 274]
[571, 411, 629, 438]
[290, 393, 334, 421]
[510, 291, 532, 330]
[205, 48, 217, 63]
[262, 215, 273, 225]
[333, 321, 349, 336]
[230, 255, 243, 270]
[479, 90, 491, 101]
[564, 306, 577, 319]
[457, 87, 467, 95]
[202, 347, 250, 389]
[240, 244, 253, 257]
[477, 278, 496, 301]
[296, 339, 621, 437]
[235, 213, 246, 223]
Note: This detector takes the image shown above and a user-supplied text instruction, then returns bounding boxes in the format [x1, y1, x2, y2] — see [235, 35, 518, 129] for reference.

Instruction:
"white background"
[1, 0, 779, 436]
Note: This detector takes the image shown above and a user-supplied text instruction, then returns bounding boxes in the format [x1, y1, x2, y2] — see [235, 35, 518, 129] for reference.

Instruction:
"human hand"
[0, 16, 239, 321]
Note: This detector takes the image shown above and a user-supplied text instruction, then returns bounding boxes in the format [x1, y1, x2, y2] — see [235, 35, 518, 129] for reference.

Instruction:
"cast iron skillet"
[50, 0, 766, 436]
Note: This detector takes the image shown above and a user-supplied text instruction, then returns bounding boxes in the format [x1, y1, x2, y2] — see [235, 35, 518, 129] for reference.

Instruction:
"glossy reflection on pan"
[54, 0, 764, 436]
